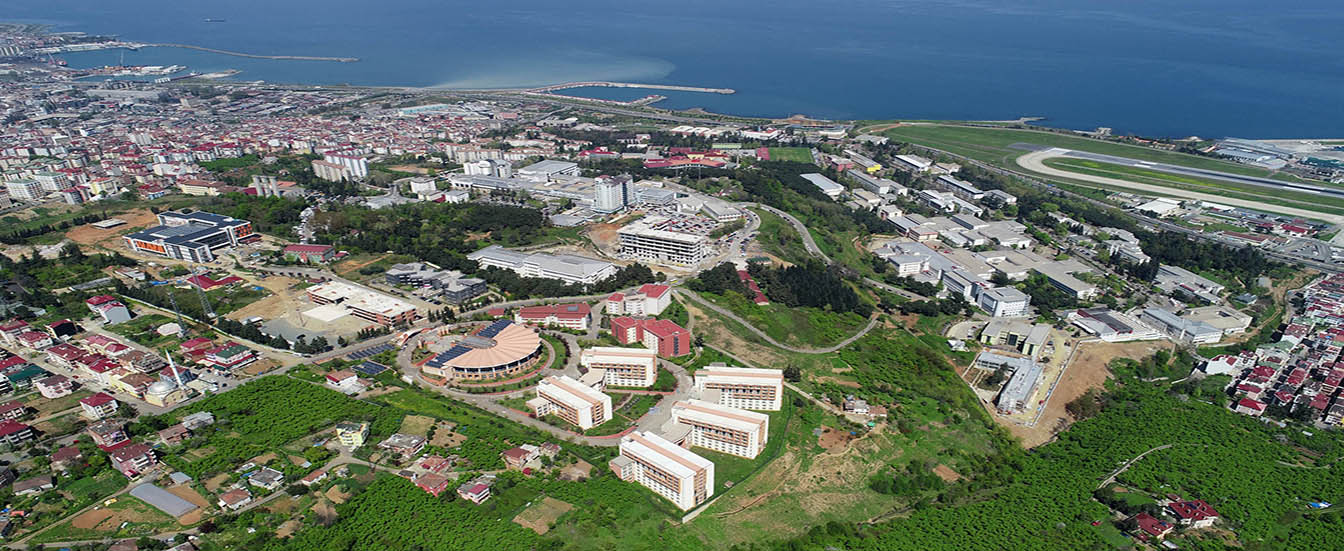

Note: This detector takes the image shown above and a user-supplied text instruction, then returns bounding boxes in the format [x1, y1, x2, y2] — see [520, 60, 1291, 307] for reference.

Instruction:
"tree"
[783, 366, 802, 382]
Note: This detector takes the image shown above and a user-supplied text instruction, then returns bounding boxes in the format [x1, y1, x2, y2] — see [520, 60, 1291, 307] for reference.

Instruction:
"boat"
[204, 18, 226, 23]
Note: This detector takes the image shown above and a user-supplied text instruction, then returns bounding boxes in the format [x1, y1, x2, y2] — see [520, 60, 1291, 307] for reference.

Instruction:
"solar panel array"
[355, 361, 388, 376]
[477, 319, 513, 338]
[425, 345, 472, 369]
[346, 343, 393, 361]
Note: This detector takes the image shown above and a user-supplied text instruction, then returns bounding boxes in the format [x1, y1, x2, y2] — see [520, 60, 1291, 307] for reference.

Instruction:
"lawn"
[105, 313, 182, 349]
[674, 345, 737, 372]
[765, 147, 814, 164]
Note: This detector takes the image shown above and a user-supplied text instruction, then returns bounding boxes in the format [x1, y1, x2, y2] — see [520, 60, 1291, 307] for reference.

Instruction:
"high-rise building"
[693, 365, 784, 411]
[530, 376, 612, 430]
[670, 399, 770, 459]
[580, 346, 659, 388]
[618, 216, 708, 266]
[5, 180, 42, 202]
[610, 431, 714, 510]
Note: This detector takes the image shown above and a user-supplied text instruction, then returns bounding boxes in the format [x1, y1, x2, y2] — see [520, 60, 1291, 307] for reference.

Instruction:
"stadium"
[420, 320, 543, 381]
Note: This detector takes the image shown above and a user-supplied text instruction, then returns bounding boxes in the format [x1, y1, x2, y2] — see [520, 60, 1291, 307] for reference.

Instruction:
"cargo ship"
[204, 18, 226, 23]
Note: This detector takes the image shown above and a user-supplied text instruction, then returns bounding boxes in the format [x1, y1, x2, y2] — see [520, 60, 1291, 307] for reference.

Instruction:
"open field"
[1043, 157, 1344, 217]
[399, 414, 435, 436]
[513, 497, 573, 535]
[37, 496, 178, 543]
[65, 207, 160, 251]
[698, 290, 868, 349]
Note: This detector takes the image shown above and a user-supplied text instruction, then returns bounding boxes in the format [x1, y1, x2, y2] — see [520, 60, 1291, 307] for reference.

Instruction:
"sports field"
[765, 147, 813, 163]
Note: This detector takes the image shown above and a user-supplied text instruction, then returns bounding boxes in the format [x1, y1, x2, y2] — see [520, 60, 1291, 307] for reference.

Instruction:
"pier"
[528, 81, 735, 94]
[147, 43, 359, 63]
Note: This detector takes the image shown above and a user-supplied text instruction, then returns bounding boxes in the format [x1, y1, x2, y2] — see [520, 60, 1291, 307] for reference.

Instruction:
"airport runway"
[1060, 149, 1344, 199]
[1016, 148, 1344, 225]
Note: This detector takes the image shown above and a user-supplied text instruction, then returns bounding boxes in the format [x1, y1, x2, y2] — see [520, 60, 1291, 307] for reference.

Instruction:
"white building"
[800, 173, 844, 199]
[976, 286, 1032, 318]
[605, 284, 672, 316]
[6, 180, 43, 202]
[580, 346, 659, 388]
[1141, 307, 1223, 344]
[670, 399, 769, 459]
[322, 152, 368, 179]
[610, 431, 714, 510]
[468, 245, 617, 285]
[693, 365, 783, 411]
[593, 174, 636, 214]
[517, 159, 580, 182]
[530, 376, 612, 430]
[617, 217, 708, 266]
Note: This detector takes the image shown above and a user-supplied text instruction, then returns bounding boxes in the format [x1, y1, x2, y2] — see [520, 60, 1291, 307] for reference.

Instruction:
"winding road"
[676, 288, 880, 354]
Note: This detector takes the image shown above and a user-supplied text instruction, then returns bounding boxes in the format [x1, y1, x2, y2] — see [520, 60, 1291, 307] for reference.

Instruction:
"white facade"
[694, 366, 784, 411]
[671, 399, 769, 459]
[580, 347, 659, 388]
[468, 245, 617, 285]
[323, 153, 368, 179]
[606, 284, 672, 316]
[613, 432, 714, 510]
[618, 217, 708, 266]
[6, 180, 42, 201]
[534, 376, 612, 430]
[976, 286, 1032, 317]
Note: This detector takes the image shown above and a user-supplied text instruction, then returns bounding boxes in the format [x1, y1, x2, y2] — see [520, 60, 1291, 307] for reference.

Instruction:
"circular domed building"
[145, 379, 187, 407]
[422, 320, 543, 382]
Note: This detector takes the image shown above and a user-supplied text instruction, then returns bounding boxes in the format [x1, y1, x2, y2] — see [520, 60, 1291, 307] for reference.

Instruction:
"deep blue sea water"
[9, 0, 1344, 138]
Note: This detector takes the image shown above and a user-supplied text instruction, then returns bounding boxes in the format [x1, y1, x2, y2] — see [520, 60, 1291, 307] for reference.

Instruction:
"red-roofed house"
[1169, 500, 1220, 528]
[15, 331, 52, 350]
[1131, 512, 1173, 541]
[86, 295, 131, 325]
[34, 375, 73, 399]
[605, 284, 672, 316]
[1235, 398, 1265, 417]
[218, 489, 252, 510]
[516, 303, 592, 331]
[457, 482, 491, 504]
[283, 244, 335, 264]
[0, 319, 29, 344]
[80, 392, 119, 420]
[0, 401, 25, 421]
[415, 473, 451, 497]
[186, 274, 243, 291]
[0, 420, 34, 446]
[501, 446, 539, 470]
[45, 343, 84, 367]
[110, 443, 156, 478]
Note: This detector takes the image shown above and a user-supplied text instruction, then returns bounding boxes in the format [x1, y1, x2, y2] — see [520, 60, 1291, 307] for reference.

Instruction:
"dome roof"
[147, 380, 176, 395]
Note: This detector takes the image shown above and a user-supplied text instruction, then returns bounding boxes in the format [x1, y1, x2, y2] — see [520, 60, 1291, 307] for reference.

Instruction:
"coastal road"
[1017, 148, 1344, 225]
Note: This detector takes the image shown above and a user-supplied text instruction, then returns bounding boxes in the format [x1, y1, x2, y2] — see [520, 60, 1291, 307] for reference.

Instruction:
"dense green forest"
[747, 260, 870, 316]
[729, 374, 1344, 551]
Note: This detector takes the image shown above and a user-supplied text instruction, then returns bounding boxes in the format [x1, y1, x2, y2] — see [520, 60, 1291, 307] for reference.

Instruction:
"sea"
[9, 0, 1344, 138]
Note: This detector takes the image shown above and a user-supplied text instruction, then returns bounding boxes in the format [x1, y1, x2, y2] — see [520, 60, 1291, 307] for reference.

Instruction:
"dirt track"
[1001, 339, 1172, 448]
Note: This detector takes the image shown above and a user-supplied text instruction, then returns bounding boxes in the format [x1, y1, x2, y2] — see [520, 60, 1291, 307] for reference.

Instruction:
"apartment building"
[580, 346, 659, 388]
[693, 365, 784, 411]
[530, 375, 612, 430]
[617, 217, 708, 266]
[5, 179, 42, 202]
[670, 399, 769, 459]
[610, 431, 714, 510]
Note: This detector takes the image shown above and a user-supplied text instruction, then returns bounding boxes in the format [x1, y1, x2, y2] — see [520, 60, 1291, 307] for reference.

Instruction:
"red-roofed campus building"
[611, 317, 693, 358]
[516, 303, 592, 331]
